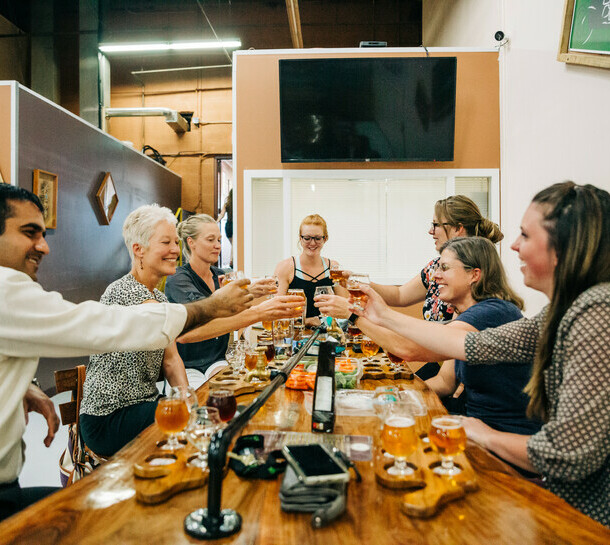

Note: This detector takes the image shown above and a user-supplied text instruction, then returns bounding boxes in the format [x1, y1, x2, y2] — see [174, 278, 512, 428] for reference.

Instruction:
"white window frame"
[243, 168, 499, 282]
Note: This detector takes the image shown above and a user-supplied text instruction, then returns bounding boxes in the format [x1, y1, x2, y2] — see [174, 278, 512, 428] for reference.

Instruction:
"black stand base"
[184, 508, 242, 540]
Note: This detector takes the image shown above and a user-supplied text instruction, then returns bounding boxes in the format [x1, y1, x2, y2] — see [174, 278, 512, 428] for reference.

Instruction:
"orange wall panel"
[0, 84, 11, 184]
[234, 50, 500, 265]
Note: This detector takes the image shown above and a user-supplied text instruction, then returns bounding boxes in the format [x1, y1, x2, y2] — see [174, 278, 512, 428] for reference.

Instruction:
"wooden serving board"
[133, 450, 208, 504]
[374, 442, 478, 518]
[361, 356, 414, 380]
[207, 368, 273, 396]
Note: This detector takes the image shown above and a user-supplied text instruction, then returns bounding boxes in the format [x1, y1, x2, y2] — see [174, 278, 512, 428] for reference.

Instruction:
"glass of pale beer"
[429, 415, 467, 475]
[381, 402, 418, 476]
[155, 387, 190, 450]
[347, 274, 370, 312]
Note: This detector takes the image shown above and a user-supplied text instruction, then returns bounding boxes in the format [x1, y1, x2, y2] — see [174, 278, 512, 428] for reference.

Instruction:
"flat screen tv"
[279, 57, 457, 163]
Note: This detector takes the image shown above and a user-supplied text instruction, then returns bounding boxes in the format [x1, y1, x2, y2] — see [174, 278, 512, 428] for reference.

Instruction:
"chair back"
[54, 365, 86, 426]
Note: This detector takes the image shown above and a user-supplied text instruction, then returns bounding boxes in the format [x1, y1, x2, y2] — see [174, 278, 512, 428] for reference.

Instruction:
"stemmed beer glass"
[155, 386, 191, 450]
[429, 416, 467, 475]
[186, 406, 222, 469]
[347, 274, 370, 312]
[314, 285, 333, 326]
[381, 402, 418, 476]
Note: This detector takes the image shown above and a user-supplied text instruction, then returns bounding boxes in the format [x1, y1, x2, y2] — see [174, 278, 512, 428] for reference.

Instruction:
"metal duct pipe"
[104, 107, 189, 133]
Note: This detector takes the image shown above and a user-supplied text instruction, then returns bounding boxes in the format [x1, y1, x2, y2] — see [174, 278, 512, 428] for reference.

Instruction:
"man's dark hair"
[0, 184, 44, 235]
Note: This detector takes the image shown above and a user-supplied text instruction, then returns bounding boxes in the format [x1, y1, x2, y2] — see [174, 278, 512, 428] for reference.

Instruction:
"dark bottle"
[312, 340, 336, 433]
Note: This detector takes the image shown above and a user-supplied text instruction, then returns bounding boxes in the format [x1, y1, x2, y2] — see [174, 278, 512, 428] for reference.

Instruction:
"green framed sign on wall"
[558, 0, 610, 68]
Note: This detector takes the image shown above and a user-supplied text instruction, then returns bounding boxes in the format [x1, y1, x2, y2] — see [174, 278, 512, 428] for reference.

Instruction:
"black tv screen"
[279, 57, 457, 163]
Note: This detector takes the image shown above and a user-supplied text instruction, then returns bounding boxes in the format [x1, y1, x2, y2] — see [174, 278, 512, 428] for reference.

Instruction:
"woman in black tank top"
[273, 214, 348, 323]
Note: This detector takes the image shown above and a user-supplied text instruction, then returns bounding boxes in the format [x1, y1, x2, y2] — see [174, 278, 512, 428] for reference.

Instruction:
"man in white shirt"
[0, 184, 254, 520]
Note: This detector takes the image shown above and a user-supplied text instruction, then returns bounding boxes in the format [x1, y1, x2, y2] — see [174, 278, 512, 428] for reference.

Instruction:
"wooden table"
[0, 378, 607, 545]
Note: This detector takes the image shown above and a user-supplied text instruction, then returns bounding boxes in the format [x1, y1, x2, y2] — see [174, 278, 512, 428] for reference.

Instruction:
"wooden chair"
[54, 365, 86, 427]
[54, 365, 105, 485]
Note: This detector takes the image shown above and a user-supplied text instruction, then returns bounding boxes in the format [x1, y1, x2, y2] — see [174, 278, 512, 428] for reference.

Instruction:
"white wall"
[423, 0, 610, 315]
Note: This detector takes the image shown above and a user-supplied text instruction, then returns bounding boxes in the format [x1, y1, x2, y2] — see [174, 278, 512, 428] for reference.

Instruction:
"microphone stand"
[184, 325, 323, 539]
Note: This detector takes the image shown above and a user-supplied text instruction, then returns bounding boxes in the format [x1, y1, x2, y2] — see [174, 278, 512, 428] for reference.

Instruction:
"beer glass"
[244, 346, 259, 371]
[287, 288, 307, 327]
[258, 336, 275, 363]
[314, 285, 333, 325]
[347, 274, 370, 312]
[360, 336, 379, 363]
[386, 350, 405, 368]
[373, 386, 399, 419]
[330, 264, 345, 286]
[266, 274, 279, 295]
[272, 319, 294, 360]
[206, 388, 237, 422]
[400, 390, 429, 441]
[186, 406, 222, 469]
[155, 387, 190, 450]
[429, 416, 467, 475]
[381, 402, 417, 476]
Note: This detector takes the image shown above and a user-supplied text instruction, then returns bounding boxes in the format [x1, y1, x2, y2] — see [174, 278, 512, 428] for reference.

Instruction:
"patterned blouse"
[420, 257, 455, 322]
[464, 283, 610, 527]
[80, 274, 166, 416]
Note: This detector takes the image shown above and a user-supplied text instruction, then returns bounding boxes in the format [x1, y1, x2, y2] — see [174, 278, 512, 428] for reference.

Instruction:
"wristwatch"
[347, 313, 359, 325]
[31, 377, 41, 388]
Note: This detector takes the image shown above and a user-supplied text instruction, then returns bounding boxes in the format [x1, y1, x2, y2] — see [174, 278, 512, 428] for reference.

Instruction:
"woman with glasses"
[323, 236, 541, 442]
[352, 182, 610, 526]
[274, 214, 345, 324]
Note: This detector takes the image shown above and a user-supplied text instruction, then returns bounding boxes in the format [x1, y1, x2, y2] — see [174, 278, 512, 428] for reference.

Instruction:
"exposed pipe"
[104, 107, 189, 133]
[285, 0, 303, 49]
[131, 64, 232, 76]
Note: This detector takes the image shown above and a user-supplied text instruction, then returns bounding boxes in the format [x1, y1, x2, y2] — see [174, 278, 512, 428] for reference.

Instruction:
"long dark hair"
[441, 237, 524, 310]
[525, 182, 610, 419]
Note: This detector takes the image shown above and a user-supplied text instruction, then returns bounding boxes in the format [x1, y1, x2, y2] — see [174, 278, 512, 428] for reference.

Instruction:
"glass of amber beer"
[330, 264, 345, 286]
[347, 274, 370, 312]
[381, 402, 417, 476]
[429, 416, 467, 475]
[155, 387, 190, 450]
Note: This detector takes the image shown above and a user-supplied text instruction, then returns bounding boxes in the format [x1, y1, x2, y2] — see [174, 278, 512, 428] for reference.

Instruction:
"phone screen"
[285, 444, 345, 477]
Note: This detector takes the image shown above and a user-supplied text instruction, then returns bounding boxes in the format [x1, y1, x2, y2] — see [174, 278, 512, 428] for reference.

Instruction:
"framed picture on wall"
[33, 169, 58, 229]
[96, 172, 119, 224]
[558, 0, 610, 69]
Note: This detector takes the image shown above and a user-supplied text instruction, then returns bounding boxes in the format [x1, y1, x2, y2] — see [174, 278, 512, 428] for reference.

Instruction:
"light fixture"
[99, 40, 241, 54]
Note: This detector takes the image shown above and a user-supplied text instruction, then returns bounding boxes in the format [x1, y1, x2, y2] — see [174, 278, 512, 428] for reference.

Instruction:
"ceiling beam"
[285, 0, 303, 48]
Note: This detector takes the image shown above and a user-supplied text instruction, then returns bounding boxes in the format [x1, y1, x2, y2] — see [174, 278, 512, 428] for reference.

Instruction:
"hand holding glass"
[347, 274, 370, 312]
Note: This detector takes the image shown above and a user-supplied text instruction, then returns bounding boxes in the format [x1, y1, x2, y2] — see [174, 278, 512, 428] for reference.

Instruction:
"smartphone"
[282, 443, 350, 485]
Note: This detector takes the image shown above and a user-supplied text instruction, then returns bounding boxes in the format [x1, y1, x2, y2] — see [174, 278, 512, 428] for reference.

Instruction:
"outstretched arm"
[178, 295, 302, 343]
[352, 283, 468, 361]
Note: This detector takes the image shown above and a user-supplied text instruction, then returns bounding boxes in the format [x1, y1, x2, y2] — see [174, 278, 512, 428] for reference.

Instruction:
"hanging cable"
[422, 45, 430, 57]
[195, 0, 234, 64]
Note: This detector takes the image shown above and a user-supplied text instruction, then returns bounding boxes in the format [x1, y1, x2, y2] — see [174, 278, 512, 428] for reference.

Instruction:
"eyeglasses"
[300, 235, 325, 243]
[438, 262, 472, 272]
[430, 222, 453, 231]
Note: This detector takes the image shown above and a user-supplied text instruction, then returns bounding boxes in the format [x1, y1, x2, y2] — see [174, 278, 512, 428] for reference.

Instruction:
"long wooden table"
[0, 378, 607, 544]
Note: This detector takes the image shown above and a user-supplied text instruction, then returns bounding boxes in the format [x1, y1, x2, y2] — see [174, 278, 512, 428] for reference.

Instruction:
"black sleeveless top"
[287, 256, 334, 318]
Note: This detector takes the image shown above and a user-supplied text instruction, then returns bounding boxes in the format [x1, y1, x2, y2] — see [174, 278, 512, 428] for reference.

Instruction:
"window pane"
[455, 177, 489, 218]
[386, 179, 446, 283]
[252, 178, 283, 276]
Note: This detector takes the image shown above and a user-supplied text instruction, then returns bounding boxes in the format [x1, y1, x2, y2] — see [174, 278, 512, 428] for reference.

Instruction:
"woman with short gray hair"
[80, 204, 188, 457]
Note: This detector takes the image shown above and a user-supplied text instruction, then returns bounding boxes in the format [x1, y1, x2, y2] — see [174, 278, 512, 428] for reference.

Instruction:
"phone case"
[282, 444, 350, 485]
